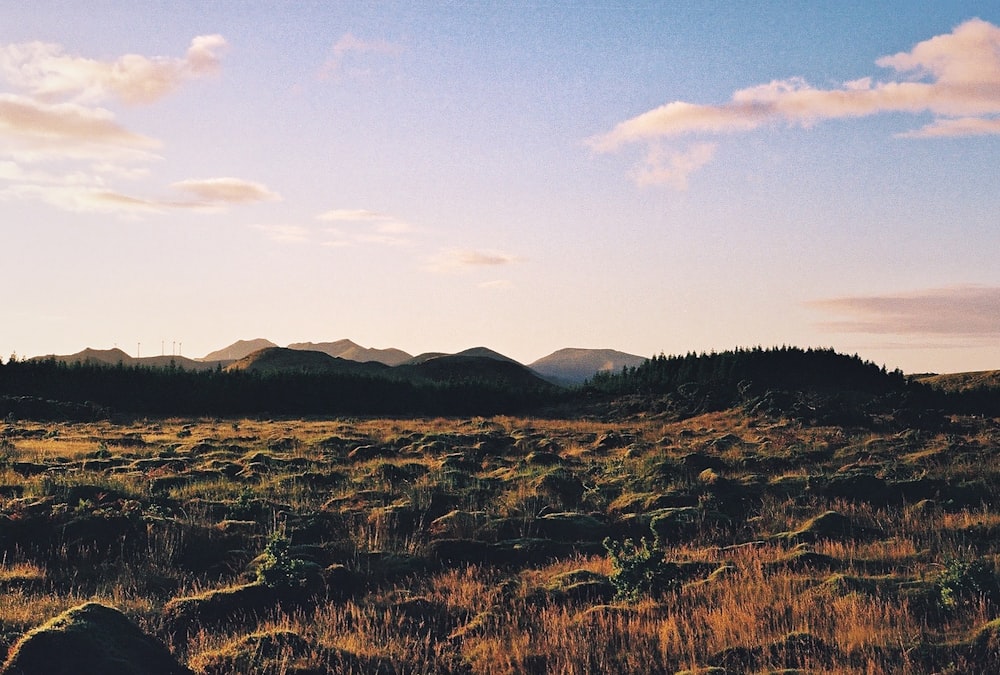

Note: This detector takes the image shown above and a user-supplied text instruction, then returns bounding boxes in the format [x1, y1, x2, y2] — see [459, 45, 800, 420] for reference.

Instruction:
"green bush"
[256, 533, 319, 590]
[934, 558, 1000, 610]
[602, 537, 679, 601]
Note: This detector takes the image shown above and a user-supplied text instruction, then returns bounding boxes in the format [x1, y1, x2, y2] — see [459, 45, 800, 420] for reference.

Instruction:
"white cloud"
[590, 19, 1000, 187]
[0, 35, 227, 104]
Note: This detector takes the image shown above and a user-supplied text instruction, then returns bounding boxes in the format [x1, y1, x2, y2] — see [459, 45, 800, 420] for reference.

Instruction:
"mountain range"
[34, 339, 649, 386]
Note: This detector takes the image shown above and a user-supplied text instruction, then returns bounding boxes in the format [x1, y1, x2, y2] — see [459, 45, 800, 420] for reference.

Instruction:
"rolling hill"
[287, 340, 412, 366]
[224, 348, 389, 376]
[915, 370, 1000, 392]
[529, 347, 647, 385]
[201, 339, 277, 362]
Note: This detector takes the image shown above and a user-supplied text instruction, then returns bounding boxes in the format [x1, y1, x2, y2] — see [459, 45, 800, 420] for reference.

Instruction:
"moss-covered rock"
[773, 510, 882, 543]
[1, 602, 192, 675]
[545, 569, 615, 603]
[163, 582, 275, 635]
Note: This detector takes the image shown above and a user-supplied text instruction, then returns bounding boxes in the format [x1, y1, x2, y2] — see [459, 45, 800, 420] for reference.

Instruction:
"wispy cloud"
[425, 248, 519, 273]
[0, 35, 227, 104]
[320, 33, 403, 79]
[0, 36, 238, 216]
[634, 142, 716, 189]
[809, 285, 1000, 337]
[478, 279, 514, 290]
[1, 177, 281, 214]
[318, 208, 389, 222]
[0, 184, 161, 214]
[171, 178, 280, 205]
[318, 207, 415, 233]
[0, 94, 160, 161]
[253, 224, 310, 243]
[316, 207, 417, 245]
[591, 19, 1000, 187]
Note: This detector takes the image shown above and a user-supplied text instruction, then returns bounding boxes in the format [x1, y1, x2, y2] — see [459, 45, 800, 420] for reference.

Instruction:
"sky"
[2, 1, 999, 374]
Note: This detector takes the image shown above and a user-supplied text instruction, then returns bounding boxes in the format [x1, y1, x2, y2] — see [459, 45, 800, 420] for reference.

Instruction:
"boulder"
[1, 602, 192, 675]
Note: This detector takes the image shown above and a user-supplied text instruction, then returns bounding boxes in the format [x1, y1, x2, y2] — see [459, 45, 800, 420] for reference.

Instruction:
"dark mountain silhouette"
[287, 339, 411, 366]
[529, 348, 647, 386]
[403, 352, 449, 366]
[402, 347, 519, 367]
[227, 347, 551, 390]
[201, 339, 277, 362]
[399, 353, 552, 390]
[224, 348, 390, 376]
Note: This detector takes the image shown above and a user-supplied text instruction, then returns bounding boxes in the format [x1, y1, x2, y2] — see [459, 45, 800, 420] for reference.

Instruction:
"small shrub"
[934, 558, 1000, 610]
[602, 537, 679, 601]
[256, 532, 319, 590]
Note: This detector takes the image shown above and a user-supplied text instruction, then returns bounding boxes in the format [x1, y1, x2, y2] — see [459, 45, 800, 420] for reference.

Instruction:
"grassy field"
[1, 410, 999, 673]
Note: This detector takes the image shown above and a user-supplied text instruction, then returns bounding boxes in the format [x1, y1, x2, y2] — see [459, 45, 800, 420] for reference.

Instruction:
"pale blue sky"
[2, 2, 999, 373]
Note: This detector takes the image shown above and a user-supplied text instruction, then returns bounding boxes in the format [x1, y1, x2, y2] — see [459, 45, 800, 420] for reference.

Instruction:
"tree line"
[1, 347, 997, 422]
[0, 357, 556, 420]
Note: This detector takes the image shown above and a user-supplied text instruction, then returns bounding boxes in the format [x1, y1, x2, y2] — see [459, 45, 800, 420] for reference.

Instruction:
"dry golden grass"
[2, 411, 1000, 673]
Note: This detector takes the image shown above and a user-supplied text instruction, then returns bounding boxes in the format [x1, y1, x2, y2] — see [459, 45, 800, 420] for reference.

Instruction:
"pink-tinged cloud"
[809, 285, 1000, 337]
[321, 33, 403, 79]
[1, 176, 280, 215]
[0, 184, 162, 214]
[634, 142, 717, 189]
[0, 35, 227, 104]
[426, 248, 520, 273]
[899, 116, 1000, 138]
[171, 178, 281, 204]
[0, 94, 159, 157]
[252, 224, 310, 243]
[590, 19, 1000, 184]
[318, 208, 413, 231]
[318, 208, 389, 222]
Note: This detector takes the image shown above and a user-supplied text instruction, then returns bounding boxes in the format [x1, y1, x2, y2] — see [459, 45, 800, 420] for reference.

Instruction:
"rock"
[545, 569, 615, 603]
[821, 472, 889, 505]
[163, 582, 275, 634]
[1, 601, 192, 675]
[775, 510, 882, 543]
[426, 538, 492, 565]
[648, 507, 702, 544]
[429, 510, 490, 539]
[191, 629, 311, 675]
[525, 451, 563, 466]
[533, 469, 585, 507]
[534, 512, 608, 542]
[348, 444, 397, 462]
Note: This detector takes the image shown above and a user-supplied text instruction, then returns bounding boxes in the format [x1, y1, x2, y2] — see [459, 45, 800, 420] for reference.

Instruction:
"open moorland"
[0, 348, 999, 673]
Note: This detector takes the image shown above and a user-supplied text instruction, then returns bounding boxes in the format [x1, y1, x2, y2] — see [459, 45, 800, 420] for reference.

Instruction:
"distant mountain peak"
[201, 339, 277, 362]
[287, 340, 412, 366]
[529, 348, 647, 386]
